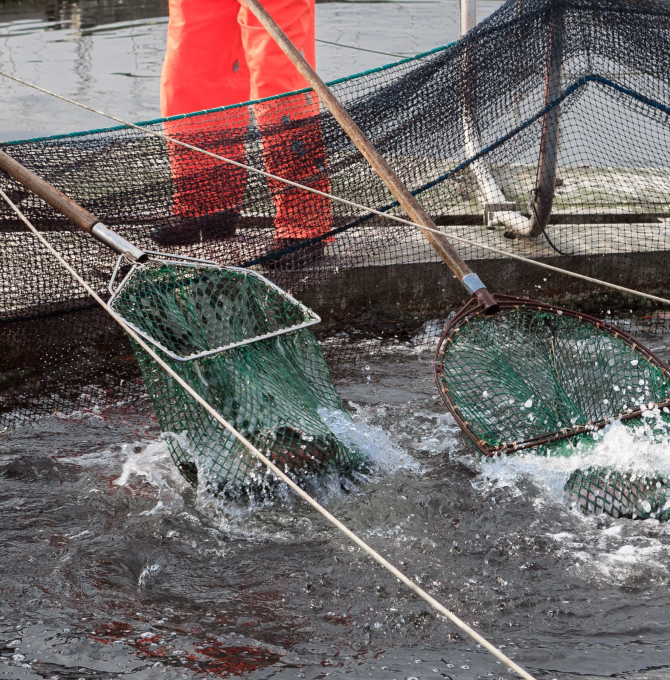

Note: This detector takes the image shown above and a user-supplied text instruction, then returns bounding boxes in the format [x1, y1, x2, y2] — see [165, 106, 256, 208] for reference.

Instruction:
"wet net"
[435, 298, 670, 454]
[566, 466, 670, 521]
[4, 0, 670, 429]
[108, 258, 362, 489]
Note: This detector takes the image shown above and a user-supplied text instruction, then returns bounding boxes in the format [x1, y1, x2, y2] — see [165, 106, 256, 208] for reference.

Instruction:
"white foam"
[475, 409, 670, 501]
[319, 406, 420, 474]
[472, 409, 670, 584]
[113, 438, 189, 515]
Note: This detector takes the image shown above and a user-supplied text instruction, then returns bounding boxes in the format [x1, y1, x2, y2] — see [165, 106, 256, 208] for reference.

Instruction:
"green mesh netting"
[109, 261, 317, 359]
[566, 466, 670, 521]
[436, 304, 670, 454]
[109, 260, 363, 489]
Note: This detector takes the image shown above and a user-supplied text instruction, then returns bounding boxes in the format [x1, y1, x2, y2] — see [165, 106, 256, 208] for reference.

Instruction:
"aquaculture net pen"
[2, 0, 670, 449]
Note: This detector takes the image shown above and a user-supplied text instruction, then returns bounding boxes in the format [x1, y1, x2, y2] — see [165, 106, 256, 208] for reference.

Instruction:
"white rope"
[0, 185, 537, 680]
[1, 70, 670, 307]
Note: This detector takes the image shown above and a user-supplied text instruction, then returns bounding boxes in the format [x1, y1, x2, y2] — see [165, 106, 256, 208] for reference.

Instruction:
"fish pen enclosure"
[2, 0, 670, 427]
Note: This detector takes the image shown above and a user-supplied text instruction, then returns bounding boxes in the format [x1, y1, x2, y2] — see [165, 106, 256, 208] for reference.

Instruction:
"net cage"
[3, 0, 670, 449]
[107, 257, 363, 488]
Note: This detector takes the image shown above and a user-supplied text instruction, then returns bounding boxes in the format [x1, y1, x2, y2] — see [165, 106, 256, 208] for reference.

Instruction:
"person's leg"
[159, 0, 251, 244]
[161, 0, 250, 115]
[239, 0, 333, 253]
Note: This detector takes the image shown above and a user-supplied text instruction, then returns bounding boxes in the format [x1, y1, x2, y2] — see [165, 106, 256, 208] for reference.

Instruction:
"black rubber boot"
[153, 209, 238, 247]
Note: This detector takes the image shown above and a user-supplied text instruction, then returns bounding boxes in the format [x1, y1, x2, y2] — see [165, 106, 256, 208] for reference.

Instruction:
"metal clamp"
[92, 223, 147, 263]
[461, 273, 486, 295]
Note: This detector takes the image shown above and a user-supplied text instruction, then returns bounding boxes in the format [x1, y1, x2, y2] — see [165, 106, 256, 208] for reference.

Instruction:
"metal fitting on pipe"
[92, 223, 147, 263]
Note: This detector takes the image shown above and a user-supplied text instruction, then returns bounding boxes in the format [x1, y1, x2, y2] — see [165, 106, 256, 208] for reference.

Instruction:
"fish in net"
[0, 149, 363, 491]
[109, 256, 363, 489]
[3, 0, 670, 511]
[566, 467, 670, 522]
[434, 296, 670, 455]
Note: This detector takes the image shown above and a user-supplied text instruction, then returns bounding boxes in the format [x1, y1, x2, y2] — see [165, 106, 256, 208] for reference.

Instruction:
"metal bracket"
[92, 223, 147, 262]
[484, 202, 518, 227]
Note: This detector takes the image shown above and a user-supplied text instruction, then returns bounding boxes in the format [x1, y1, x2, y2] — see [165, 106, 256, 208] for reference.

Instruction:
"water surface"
[0, 0, 503, 140]
[3, 332, 670, 680]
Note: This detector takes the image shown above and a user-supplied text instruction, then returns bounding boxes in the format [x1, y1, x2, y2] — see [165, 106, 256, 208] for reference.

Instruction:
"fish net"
[566, 466, 670, 521]
[109, 258, 362, 489]
[3, 0, 670, 437]
[435, 298, 670, 454]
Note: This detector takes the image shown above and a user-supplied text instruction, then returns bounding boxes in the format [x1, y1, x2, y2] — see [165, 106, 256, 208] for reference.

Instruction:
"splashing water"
[474, 408, 670, 506]
[319, 406, 420, 475]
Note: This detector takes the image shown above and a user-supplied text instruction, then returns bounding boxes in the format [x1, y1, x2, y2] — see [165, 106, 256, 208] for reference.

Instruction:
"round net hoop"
[434, 295, 670, 456]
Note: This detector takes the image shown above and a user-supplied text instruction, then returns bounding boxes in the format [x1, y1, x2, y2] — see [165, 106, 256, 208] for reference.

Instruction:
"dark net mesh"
[3, 0, 670, 429]
[566, 466, 670, 521]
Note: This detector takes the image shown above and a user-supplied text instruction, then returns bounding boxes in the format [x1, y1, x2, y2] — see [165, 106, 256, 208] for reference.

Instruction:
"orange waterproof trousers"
[160, 0, 332, 240]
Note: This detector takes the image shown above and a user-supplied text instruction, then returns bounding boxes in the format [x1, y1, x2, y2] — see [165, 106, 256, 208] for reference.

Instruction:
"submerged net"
[566, 466, 670, 521]
[4, 0, 670, 427]
[110, 259, 362, 488]
[435, 299, 670, 454]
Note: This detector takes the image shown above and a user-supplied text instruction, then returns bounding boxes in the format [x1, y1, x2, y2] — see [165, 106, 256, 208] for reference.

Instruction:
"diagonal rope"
[1, 71, 669, 308]
[315, 38, 410, 58]
[0, 184, 537, 680]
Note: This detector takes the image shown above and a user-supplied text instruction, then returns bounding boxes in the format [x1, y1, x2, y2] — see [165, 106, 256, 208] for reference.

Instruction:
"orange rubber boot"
[161, 0, 250, 229]
[240, 0, 333, 241]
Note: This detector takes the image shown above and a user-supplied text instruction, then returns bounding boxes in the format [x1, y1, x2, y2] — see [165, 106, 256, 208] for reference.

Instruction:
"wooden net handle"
[243, 0, 497, 312]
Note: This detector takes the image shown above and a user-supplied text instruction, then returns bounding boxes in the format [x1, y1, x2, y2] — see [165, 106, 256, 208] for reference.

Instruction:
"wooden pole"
[528, 6, 564, 237]
[460, 0, 476, 37]
[242, 0, 498, 312]
[0, 149, 147, 262]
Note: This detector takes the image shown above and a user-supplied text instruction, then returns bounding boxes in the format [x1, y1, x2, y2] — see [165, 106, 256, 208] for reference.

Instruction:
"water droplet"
[631, 359, 639, 366]
[524, 399, 533, 408]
